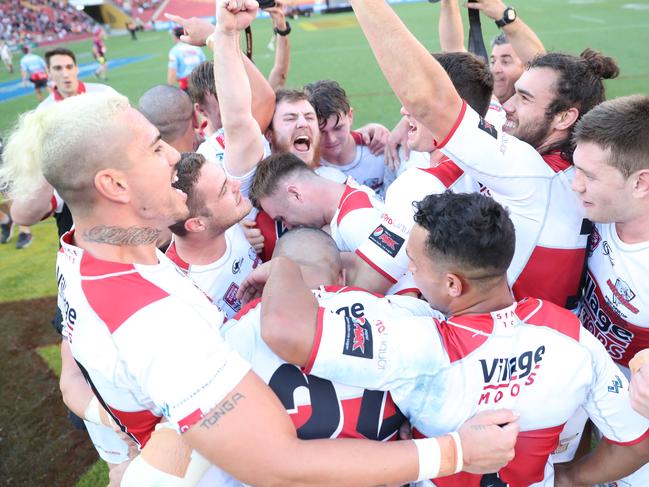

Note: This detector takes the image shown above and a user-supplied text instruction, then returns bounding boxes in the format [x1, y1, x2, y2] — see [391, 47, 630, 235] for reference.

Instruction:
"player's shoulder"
[517, 298, 581, 341]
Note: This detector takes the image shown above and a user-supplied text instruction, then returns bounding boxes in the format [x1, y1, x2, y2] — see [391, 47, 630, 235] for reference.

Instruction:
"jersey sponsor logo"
[382, 213, 408, 235]
[588, 225, 602, 256]
[343, 316, 373, 359]
[248, 248, 261, 268]
[369, 224, 404, 258]
[219, 282, 242, 313]
[478, 346, 545, 405]
[478, 117, 498, 139]
[232, 257, 244, 275]
[581, 273, 634, 362]
[607, 278, 639, 315]
[608, 375, 623, 394]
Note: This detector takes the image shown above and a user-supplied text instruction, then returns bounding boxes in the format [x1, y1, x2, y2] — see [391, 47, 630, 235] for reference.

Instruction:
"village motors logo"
[477, 346, 545, 406]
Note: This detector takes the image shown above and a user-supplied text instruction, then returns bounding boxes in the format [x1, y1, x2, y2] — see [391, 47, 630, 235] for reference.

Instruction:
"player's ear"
[632, 169, 649, 198]
[185, 216, 205, 233]
[287, 184, 301, 202]
[94, 169, 130, 204]
[446, 272, 463, 298]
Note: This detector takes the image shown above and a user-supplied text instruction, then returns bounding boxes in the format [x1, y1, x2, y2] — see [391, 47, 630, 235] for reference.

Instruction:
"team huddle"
[1, 0, 649, 485]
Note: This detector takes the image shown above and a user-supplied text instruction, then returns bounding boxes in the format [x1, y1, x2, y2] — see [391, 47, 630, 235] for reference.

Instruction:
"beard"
[269, 130, 322, 170]
[514, 116, 553, 151]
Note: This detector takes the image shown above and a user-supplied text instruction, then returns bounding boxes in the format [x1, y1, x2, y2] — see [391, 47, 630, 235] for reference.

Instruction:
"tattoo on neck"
[200, 393, 246, 429]
[83, 226, 161, 246]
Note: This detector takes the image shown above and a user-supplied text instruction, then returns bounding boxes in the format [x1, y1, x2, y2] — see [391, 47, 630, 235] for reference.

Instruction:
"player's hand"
[384, 116, 410, 171]
[630, 351, 649, 419]
[463, 0, 508, 21]
[241, 219, 264, 254]
[265, 1, 287, 30]
[237, 260, 274, 303]
[458, 409, 519, 473]
[216, 0, 259, 34]
[356, 123, 389, 156]
[164, 13, 214, 46]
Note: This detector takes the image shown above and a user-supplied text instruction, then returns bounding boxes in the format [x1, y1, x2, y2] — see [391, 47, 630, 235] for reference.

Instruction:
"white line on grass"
[569, 14, 606, 23]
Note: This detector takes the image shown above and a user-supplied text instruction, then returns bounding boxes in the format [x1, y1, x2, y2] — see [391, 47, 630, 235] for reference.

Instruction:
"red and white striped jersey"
[307, 294, 649, 486]
[58, 230, 250, 447]
[580, 223, 649, 369]
[329, 177, 384, 252]
[165, 225, 262, 320]
[437, 102, 590, 309]
[355, 158, 481, 283]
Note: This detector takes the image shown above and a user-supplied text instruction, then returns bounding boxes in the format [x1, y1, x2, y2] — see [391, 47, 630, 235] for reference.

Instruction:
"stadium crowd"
[0, 0, 96, 45]
[1, 0, 649, 485]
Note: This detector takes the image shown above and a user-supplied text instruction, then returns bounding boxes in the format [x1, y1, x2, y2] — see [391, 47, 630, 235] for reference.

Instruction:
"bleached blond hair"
[0, 93, 131, 212]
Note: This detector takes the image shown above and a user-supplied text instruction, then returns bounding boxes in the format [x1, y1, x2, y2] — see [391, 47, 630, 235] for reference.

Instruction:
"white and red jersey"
[329, 177, 384, 252]
[321, 132, 386, 194]
[580, 223, 649, 369]
[196, 128, 271, 197]
[487, 96, 507, 131]
[58, 230, 250, 447]
[307, 294, 649, 486]
[165, 225, 262, 320]
[356, 158, 482, 283]
[38, 82, 117, 109]
[223, 286, 437, 439]
[198, 286, 433, 486]
[437, 101, 589, 309]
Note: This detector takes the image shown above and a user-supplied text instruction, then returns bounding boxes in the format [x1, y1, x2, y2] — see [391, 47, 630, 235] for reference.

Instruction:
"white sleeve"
[336, 206, 384, 252]
[354, 213, 410, 283]
[580, 329, 649, 444]
[114, 297, 251, 432]
[439, 102, 554, 218]
[305, 309, 445, 392]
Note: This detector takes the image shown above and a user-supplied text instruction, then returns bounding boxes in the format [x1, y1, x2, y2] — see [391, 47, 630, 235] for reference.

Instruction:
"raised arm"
[266, 3, 291, 90]
[439, 0, 466, 53]
[349, 0, 462, 143]
[466, 0, 544, 64]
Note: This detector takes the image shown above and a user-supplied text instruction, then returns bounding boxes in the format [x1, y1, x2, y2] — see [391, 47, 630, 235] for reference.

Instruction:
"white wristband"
[413, 437, 441, 481]
[449, 431, 463, 473]
[84, 396, 103, 425]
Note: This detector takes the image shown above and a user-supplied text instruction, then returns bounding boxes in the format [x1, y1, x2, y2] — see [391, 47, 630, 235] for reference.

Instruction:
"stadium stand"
[0, 0, 96, 46]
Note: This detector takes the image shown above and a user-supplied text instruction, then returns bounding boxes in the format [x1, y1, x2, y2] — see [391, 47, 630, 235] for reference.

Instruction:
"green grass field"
[0, 0, 648, 484]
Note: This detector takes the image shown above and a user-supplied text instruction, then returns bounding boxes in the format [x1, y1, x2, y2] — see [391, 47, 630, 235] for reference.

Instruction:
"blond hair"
[0, 93, 131, 211]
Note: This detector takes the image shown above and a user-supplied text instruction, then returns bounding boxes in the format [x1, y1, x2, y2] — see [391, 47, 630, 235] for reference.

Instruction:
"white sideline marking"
[570, 14, 606, 23]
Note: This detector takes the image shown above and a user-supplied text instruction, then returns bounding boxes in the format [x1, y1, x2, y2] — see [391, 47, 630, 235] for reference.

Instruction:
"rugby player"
[0, 1, 519, 483]
[348, 0, 619, 310]
[254, 191, 649, 486]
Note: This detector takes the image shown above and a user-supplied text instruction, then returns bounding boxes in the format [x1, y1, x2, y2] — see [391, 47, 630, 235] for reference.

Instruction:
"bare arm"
[555, 436, 649, 486]
[466, 0, 544, 64]
[168, 12, 272, 175]
[167, 67, 177, 86]
[60, 341, 94, 418]
[10, 177, 56, 226]
[342, 251, 394, 295]
[349, 0, 463, 143]
[439, 0, 466, 53]
[266, 4, 291, 90]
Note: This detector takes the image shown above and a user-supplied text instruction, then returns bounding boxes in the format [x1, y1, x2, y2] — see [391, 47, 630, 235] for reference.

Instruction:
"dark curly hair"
[413, 192, 515, 276]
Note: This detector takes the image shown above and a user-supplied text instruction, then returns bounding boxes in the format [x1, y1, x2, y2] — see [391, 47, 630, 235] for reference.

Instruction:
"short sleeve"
[580, 329, 649, 444]
[113, 297, 251, 433]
